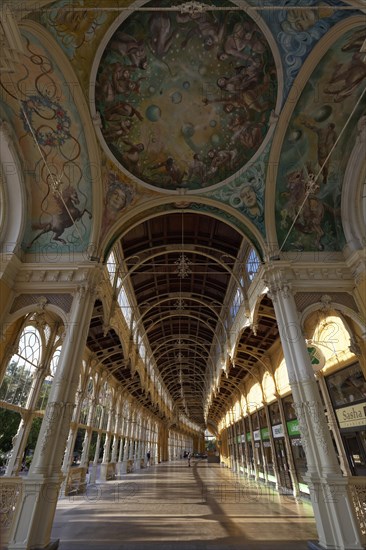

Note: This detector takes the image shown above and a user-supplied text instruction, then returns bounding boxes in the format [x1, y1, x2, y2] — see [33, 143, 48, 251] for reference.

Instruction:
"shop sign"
[237, 436, 241, 444]
[307, 345, 325, 372]
[291, 438, 303, 447]
[254, 442, 260, 448]
[263, 441, 272, 448]
[246, 432, 251, 442]
[287, 419, 301, 436]
[261, 427, 270, 440]
[336, 402, 366, 429]
[240, 434, 246, 443]
[253, 429, 261, 441]
[272, 424, 284, 438]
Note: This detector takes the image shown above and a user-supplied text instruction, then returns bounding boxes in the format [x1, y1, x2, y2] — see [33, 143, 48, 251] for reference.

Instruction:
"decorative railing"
[127, 459, 134, 473]
[65, 466, 87, 496]
[106, 462, 116, 480]
[0, 477, 23, 545]
[348, 476, 366, 544]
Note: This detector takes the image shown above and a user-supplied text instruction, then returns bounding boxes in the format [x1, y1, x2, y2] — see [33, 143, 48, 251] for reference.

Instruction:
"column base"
[30, 540, 59, 550]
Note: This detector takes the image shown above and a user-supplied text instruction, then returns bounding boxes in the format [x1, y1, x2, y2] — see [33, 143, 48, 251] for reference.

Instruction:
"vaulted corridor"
[52, 460, 317, 550]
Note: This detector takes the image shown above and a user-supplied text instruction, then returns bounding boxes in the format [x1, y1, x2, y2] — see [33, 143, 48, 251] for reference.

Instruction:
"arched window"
[246, 248, 260, 281]
[79, 377, 94, 425]
[37, 346, 61, 410]
[0, 325, 42, 407]
[106, 251, 117, 285]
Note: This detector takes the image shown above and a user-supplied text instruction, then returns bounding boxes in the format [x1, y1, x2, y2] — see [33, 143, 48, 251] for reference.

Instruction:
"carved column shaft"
[267, 273, 363, 549]
[8, 277, 100, 550]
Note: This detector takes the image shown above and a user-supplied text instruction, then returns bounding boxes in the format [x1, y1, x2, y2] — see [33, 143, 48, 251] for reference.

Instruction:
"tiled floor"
[52, 460, 318, 549]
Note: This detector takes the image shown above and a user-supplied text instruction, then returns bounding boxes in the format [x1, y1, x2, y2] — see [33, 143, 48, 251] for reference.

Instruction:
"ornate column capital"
[263, 264, 293, 303]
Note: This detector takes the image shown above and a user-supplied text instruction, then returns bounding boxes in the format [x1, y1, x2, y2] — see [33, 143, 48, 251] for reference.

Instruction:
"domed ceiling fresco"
[94, 3, 277, 191]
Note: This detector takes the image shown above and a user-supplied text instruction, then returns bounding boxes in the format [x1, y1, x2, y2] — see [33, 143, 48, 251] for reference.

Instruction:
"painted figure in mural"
[239, 184, 264, 230]
[217, 56, 263, 94]
[302, 121, 337, 184]
[148, 13, 175, 58]
[281, 169, 325, 250]
[110, 32, 148, 70]
[229, 113, 264, 150]
[112, 64, 145, 96]
[218, 21, 266, 61]
[207, 148, 237, 179]
[103, 118, 132, 141]
[187, 154, 207, 186]
[48, 4, 103, 52]
[104, 101, 143, 122]
[151, 157, 185, 186]
[177, 11, 225, 51]
[324, 51, 366, 103]
[101, 175, 134, 236]
[281, 7, 332, 32]
[28, 187, 92, 247]
[210, 58, 271, 115]
[121, 142, 145, 175]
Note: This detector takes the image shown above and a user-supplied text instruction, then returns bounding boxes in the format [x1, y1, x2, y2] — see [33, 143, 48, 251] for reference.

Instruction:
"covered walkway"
[52, 460, 317, 550]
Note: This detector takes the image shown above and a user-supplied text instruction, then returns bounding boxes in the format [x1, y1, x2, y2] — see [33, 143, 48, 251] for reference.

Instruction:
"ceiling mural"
[94, 1, 277, 191]
[275, 26, 366, 252]
[242, 0, 356, 99]
[208, 146, 269, 236]
[19, 0, 365, 249]
[0, 29, 93, 253]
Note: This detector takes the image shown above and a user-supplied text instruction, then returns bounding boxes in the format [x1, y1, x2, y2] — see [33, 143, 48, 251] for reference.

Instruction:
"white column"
[61, 387, 84, 475]
[80, 397, 97, 470]
[100, 400, 115, 481]
[8, 276, 100, 550]
[267, 272, 363, 550]
[111, 400, 122, 464]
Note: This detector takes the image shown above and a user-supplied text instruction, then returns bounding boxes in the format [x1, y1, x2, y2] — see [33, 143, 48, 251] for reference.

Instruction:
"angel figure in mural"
[301, 120, 338, 184]
[27, 186, 92, 247]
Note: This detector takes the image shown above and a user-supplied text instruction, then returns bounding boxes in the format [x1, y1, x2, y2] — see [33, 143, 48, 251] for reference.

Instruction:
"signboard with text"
[336, 402, 366, 430]
[272, 424, 284, 438]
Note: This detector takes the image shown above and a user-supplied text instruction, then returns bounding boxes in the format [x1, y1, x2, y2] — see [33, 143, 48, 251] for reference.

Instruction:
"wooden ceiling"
[87, 213, 277, 429]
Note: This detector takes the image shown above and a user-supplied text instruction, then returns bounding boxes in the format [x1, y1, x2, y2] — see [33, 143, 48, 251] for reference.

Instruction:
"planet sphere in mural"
[95, 4, 277, 191]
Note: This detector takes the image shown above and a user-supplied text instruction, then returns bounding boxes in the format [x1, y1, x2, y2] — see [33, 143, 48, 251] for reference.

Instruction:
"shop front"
[282, 395, 308, 495]
[326, 363, 366, 476]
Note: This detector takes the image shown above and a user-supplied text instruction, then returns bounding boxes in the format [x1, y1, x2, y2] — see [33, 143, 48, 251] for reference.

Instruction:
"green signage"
[260, 427, 270, 440]
[246, 432, 251, 442]
[287, 419, 300, 436]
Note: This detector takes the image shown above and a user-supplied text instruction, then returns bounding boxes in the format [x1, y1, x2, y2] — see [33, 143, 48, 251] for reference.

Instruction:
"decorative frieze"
[10, 293, 73, 314]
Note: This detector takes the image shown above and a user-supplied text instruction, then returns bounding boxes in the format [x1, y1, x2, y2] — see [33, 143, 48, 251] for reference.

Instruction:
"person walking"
[146, 450, 151, 467]
[187, 452, 192, 467]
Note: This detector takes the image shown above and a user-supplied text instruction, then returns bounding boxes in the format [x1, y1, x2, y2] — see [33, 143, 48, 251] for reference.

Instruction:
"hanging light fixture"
[174, 212, 192, 279]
